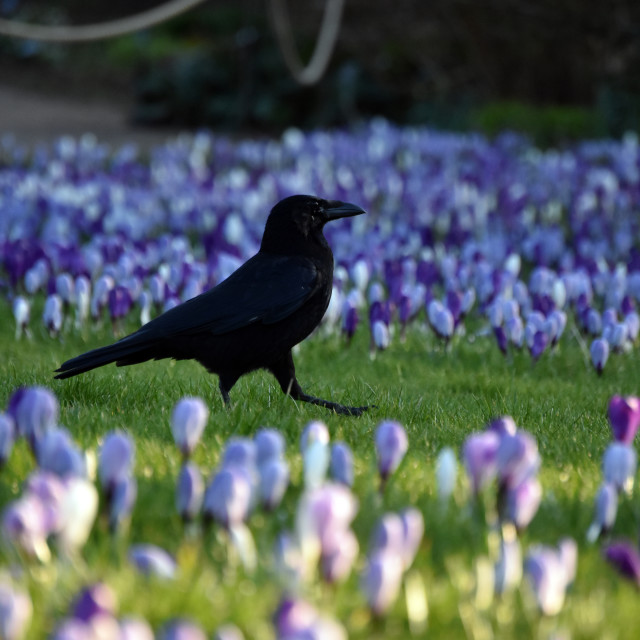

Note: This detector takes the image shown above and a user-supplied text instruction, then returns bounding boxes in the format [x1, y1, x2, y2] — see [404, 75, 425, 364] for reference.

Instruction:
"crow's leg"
[218, 373, 239, 407]
[268, 351, 370, 417]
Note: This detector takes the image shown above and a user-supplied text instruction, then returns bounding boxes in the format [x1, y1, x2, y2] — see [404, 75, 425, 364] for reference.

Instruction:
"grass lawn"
[1, 297, 639, 639]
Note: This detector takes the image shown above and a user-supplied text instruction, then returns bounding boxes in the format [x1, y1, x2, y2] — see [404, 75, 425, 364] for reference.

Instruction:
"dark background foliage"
[1, 0, 640, 142]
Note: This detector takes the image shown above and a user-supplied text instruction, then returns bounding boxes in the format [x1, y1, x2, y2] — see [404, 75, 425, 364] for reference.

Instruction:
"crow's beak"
[324, 201, 366, 221]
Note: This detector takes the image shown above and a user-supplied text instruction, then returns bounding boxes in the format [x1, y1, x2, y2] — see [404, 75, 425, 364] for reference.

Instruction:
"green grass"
[1, 299, 639, 639]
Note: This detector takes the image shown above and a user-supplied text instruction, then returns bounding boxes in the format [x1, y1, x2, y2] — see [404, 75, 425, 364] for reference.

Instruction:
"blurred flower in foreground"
[273, 597, 346, 640]
[203, 466, 252, 529]
[213, 623, 245, 640]
[375, 420, 408, 486]
[586, 481, 618, 543]
[607, 395, 640, 444]
[129, 544, 177, 579]
[0, 414, 16, 468]
[171, 397, 209, 458]
[604, 541, 640, 585]
[330, 441, 354, 487]
[602, 442, 637, 494]
[0, 576, 32, 640]
[435, 447, 458, 500]
[158, 618, 207, 640]
[300, 421, 330, 490]
[176, 462, 204, 522]
[8, 386, 58, 453]
[524, 540, 576, 616]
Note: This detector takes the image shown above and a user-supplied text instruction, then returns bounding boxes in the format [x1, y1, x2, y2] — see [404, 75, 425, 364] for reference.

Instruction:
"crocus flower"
[2, 494, 50, 560]
[176, 462, 204, 522]
[37, 427, 87, 478]
[604, 541, 640, 585]
[8, 386, 58, 452]
[254, 428, 286, 466]
[57, 477, 99, 552]
[494, 534, 522, 594]
[72, 583, 117, 621]
[213, 624, 245, 640]
[43, 294, 63, 335]
[98, 431, 135, 493]
[399, 508, 424, 569]
[171, 397, 209, 457]
[50, 618, 93, 640]
[222, 438, 257, 470]
[602, 442, 637, 493]
[462, 430, 500, 494]
[524, 546, 571, 616]
[319, 526, 359, 583]
[120, 617, 155, 640]
[0, 579, 32, 640]
[360, 549, 404, 616]
[503, 476, 542, 531]
[301, 421, 330, 490]
[273, 596, 346, 640]
[330, 441, 354, 487]
[590, 338, 609, 375]
[0, 414, 15, 467]
[496, 430, 540, 489]
[129, 544, 177, 579]
[12, 296, 29, 340]
[587, 482, 618, 543]
[371, 319, 390, 351]
[108, 476, 138, 533]
[375, 420, 408, 483]
[608, 395, 640, 444]
[74, 275, 91, 328]
[435, 446, 457, 500]
[157, 618, 207, 640]
[258, 458, 289, 511]
[203, 466, 252, 528]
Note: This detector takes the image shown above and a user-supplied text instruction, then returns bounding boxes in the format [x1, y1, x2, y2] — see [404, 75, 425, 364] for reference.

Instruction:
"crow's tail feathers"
[54, 333, 157, 379]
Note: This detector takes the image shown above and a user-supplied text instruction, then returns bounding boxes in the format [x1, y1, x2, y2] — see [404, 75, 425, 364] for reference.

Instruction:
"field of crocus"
[1, 121, 640, 639]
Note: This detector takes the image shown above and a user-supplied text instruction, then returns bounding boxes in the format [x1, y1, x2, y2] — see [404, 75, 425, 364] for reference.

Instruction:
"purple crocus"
[43, 294, 63, 335]
[587, 482, 618, 543]
[98, 431, 135, 493]
[273, 596, 346, 639]
[590, 338, 610, 375]
[319, 526, 359, 583]
[171, 397, 209, 458]
[330, 441, 354, 487]
[602, 442, 637, 493]
[360, 549, 404, 616]
[8, 386, 58, 453]
[37, 427, 86, 478]
[108, 475, 138, 533]
[129, 544, 177, 579]
[496, 430, 540, 489]
[2, 494, 50, 559]
[203, 466, 252, 529]
[462, 430, 500, 494]
[0, 414, 16, 467]
[375, 420, 408, 484]
[71, 583, 117, 622]
[258, 458, 289, 511]
[504, 476, 542, 531]
[254, 428, 286, 466]
[176, 462, 204, 522]
[607, 395, 640, 444]
[524, 545, 572, 616]
[604, 541, 640, 585]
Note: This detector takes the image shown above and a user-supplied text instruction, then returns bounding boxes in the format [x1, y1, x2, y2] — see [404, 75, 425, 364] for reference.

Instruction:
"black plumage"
[55, 195, 370, 416]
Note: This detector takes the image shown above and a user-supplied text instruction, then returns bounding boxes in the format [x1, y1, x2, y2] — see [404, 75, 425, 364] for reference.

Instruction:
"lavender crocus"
[462, 430, 500, 494]
[43, 294, 63, 335]
[98, 431, 135, 493]
[503, 476, 542, 531]
[375, 420, 408, 484]
[590, 338, 610, 375]
[0, 580, 32, 640]
[157, 618, 207, 640]
[129, 544, 177, 579]
[108, 475, 138, 532]
[258, 458, 289, 511]
[176, 462, 204, 522]
[608, 395, 640, 444]
[171, 397, 209, 458]
[0, 414, 15, 467]
[254, 428, 286, 466]
[360, 549, 404, 616]
[587, 482, 618, 543]
[12, 296, 30, 340]
[602, 442, 637, 493]
[8, 386, 58, 453]
[524, 545, 572, 616]
[213, 624, 245, 640]
[120, 617, 155, 640]
[330, 441, 354, 487]
[496, 430, 540, 489]
[203, 466, 252, 528]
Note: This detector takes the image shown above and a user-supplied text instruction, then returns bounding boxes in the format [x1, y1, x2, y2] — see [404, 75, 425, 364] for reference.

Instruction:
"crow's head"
[260, 195, 365, 256]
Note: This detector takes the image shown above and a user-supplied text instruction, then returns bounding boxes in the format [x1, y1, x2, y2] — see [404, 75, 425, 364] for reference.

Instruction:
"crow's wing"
[138, 252, 322, 338]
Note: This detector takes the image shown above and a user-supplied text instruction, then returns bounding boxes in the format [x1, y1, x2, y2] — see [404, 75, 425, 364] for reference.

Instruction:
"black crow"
[55, 195, 370, 416]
